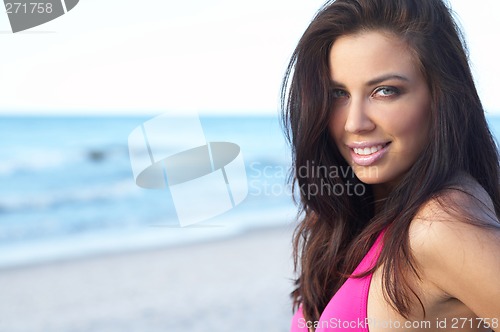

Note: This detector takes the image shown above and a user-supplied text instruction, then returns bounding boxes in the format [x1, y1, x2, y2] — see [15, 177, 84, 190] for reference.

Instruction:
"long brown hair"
[281, 0, 500, 325]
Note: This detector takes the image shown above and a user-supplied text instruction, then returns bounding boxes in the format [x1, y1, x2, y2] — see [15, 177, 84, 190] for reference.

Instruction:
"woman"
[281, 0, 500, 331]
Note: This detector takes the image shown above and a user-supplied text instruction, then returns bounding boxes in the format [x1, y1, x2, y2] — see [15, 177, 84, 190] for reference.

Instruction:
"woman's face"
[328, 31, 431, 195]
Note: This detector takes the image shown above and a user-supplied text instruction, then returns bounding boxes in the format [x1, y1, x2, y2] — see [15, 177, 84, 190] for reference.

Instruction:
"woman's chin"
[355, 176, 380, 185]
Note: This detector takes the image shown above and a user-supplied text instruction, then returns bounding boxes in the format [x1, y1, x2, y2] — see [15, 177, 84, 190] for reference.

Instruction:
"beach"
[0, 226, 296, 332]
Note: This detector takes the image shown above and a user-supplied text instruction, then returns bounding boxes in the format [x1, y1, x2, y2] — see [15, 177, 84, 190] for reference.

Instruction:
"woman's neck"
[372, 183, 393, 215]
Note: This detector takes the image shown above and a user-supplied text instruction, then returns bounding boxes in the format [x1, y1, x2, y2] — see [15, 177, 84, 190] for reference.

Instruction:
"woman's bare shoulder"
[408, 173, 500, 321]
[412, 172, 498, 228]
[409, 172, 499, 257]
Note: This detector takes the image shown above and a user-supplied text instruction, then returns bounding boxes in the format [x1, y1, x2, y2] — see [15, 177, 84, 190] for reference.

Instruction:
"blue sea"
[1, 114, 499, 269]
[0, 115, 298, 268]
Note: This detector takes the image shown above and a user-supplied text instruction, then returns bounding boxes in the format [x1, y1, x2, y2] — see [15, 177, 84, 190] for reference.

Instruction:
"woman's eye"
[332, 89, 349, 99]
[373, 87, 399, 98]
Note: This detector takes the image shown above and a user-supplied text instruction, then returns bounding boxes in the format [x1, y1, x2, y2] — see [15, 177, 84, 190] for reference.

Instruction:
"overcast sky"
[0, 0, 498, 116]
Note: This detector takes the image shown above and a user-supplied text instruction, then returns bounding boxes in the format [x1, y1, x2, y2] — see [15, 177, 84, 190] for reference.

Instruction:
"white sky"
[0, 0, 498, 116]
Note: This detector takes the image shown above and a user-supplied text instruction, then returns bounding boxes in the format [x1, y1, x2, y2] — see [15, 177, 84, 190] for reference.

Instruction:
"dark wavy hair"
[281, 0, 500, 325]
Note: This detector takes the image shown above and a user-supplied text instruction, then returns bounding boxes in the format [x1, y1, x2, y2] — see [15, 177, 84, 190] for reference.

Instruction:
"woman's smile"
[348, 142, 391, 166]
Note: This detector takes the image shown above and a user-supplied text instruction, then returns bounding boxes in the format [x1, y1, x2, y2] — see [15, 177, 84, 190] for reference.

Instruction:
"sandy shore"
[0, 225, 297, 332]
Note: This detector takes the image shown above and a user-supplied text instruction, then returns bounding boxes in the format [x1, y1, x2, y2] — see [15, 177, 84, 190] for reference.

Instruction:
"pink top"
[290, 230, 385, 332]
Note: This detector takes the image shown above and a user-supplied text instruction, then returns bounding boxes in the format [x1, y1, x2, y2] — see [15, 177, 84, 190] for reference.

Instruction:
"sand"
[0, 226, 297, 332]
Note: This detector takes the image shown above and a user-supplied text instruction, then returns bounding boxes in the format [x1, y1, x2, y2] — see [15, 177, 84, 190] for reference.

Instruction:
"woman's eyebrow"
[330, 80, 346, 88]
[330, 74, 410, 88]
[366, 74, 410, 86]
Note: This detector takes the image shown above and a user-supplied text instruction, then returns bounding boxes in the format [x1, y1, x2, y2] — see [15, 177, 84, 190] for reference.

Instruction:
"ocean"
[1, 114, 499, 269]
[0, 115, 297, 268]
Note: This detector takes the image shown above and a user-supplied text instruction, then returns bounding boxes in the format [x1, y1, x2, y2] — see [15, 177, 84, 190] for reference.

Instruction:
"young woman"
[281, 0, 500, 331]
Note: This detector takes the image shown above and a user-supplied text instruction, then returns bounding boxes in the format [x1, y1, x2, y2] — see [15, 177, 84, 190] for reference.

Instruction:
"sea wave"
[0, 148, 80, 176]
[0, 179, 140, 214]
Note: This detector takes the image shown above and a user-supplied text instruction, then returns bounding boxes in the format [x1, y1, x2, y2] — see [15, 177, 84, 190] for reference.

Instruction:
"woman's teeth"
[353, 145, 384, 156]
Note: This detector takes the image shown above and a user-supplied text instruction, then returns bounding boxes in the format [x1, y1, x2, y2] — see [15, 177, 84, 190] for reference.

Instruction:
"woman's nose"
[343, 98, 375, 134]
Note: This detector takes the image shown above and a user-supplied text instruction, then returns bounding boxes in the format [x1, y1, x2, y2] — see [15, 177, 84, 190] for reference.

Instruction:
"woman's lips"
[348, 142, 390, 166]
